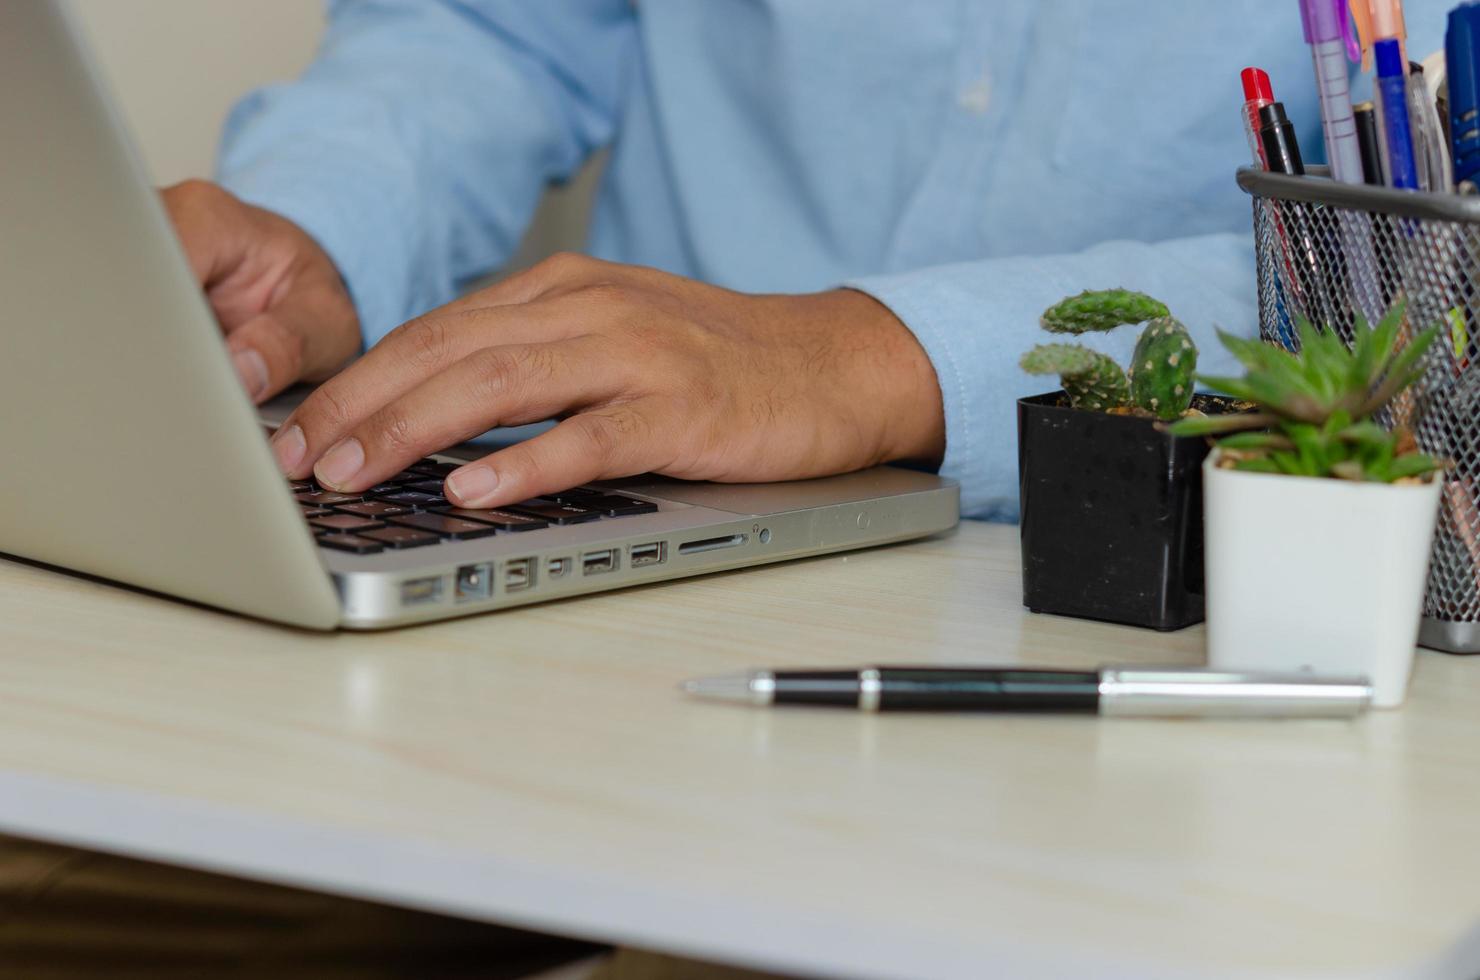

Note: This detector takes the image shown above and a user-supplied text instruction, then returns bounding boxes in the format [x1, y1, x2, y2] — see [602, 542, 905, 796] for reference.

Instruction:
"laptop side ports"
[454, 563, 492, 603]
[582, 549, 617, 575]
[630, 542, 666, 568]
[503, 557, 535, 592]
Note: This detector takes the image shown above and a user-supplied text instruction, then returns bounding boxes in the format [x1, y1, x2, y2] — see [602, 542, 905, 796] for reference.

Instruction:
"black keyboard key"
[333, 500, 412, 518]
[506, 500, 603, 525]
[403, 480, 448, 495]
[297, 490, 364, 506]
[299, 504, 333, 518]
[545, 487, 602, 502]
[387, 512, 500, 540]
[578, 494, 659, 517]
[310, 514, 386, 533]
[289, 480, 314, 492]
[434, 507, 549, 531]
[317, 533, 385, 554]
[357, 526, 442, 549]
[384, 470, 428, 484]
[373, 490, 449, 510]
[410, 461, 459, 478]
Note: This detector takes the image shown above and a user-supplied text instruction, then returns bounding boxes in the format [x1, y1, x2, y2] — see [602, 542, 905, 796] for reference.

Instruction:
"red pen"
[1241, 67, 1275, 168]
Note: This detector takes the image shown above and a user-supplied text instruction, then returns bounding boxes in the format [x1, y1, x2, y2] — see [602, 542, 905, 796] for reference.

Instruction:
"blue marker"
[1449, 2, 1480, 188]
[1373, 38, 1418, 189]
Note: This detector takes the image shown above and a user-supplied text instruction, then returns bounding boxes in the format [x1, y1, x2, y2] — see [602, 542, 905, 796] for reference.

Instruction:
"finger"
[159, 180, 247, 291]
[311, 338, 627, 492]
[221, 316, 282, 404]
[222, 273, 360, 403]
[272, 300, 588, 477]
[442, 403, 664, 509]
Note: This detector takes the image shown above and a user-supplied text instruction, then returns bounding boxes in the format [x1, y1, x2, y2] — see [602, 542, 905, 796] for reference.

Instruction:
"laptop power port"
[503, 557, 535, 592]
[630, 542, 666, 568]
[582, 549, 618, 575]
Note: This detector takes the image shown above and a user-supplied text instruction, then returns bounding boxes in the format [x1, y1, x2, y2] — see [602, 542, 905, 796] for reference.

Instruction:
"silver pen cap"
[1098, 669, 1372, 718]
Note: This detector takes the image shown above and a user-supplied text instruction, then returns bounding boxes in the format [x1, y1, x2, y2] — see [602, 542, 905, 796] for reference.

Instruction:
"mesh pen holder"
[1239, 166, 1480, 653]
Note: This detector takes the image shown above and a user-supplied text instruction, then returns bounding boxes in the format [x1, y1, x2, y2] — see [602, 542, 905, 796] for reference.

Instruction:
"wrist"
[803, 288, 946, 469]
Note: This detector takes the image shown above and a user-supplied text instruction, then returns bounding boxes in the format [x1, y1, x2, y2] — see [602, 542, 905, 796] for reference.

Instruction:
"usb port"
[400, 576, 444, 606]
[582, 549, 617, 575]
[630, 542, 666, 568]
[504, 557, 535, 592]
[547, 556, 571, 579]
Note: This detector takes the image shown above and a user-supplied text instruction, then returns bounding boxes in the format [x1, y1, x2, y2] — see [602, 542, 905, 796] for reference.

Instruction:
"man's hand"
[161, 180, 361, 403]
[269, 254, 945, 507]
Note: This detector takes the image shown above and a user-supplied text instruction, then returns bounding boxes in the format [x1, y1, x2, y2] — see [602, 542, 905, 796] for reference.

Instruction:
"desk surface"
[2, 522, 1480, 980]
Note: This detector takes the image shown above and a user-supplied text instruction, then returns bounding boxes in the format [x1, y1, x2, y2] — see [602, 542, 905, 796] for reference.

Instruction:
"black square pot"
[1017, 391, 1241, 631]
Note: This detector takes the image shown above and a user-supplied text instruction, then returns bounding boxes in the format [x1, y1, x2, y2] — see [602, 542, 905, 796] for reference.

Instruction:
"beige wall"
[72, 0, 323, 186]
[71, 0, 594, 269]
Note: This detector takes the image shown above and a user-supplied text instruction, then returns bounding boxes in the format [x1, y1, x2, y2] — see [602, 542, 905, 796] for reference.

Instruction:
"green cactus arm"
[1020, 343, 1130, 411]
[1039, 289, 1171, 335]
[1127, 317, 1198, 420]
[1020, 342, 1098, 375]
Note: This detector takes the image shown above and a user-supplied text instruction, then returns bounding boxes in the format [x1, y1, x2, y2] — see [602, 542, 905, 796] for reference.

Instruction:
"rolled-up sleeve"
[216, 0, 637, 347]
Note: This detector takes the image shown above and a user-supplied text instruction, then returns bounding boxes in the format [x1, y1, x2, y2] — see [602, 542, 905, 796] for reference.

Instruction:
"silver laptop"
[0, 1, 958, 630]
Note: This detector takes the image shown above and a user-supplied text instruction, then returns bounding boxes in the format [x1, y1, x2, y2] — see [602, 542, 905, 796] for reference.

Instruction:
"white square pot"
[1203, 453, 1442, 708]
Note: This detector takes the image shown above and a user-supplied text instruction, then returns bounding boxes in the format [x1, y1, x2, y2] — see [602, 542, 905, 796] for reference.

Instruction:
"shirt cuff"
[845, 269, 1022, 523]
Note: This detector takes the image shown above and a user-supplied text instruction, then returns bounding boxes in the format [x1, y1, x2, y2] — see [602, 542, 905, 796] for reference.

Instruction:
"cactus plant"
[1040, 289, 1171, 335]
[1020, 344, 1130, 411]
[1021, 288, 1197, 420]
[1127, 317, 1198, 421]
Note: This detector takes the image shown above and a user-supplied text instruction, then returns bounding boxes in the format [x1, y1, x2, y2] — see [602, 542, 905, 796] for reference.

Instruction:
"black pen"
[681, 667, 1371, 718]
[1354, 101, 1385, 185]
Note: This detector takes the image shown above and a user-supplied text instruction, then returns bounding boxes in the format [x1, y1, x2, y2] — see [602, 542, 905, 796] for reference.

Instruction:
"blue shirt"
[217, 0, 1448, 521]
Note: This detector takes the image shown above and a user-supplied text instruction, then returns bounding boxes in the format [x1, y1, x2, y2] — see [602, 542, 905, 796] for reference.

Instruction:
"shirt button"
[957, 70, 992, 114]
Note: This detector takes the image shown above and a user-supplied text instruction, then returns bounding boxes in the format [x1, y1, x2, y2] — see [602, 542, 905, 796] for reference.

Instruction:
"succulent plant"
[1021, 288, 1196, 420]
[1168, 299, 1445, 483]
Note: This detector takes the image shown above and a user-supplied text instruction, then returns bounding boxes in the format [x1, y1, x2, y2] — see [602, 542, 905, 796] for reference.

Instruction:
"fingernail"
[271, 424, 306, 475]
[231, 348, 269, 400]
[315, 438, 365, 489]
[446, 465, 499, 505]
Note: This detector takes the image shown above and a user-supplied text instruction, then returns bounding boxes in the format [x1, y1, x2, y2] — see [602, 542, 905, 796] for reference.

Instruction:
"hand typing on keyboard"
[256, 252, 946, 509]
[159, 182, 944, 510]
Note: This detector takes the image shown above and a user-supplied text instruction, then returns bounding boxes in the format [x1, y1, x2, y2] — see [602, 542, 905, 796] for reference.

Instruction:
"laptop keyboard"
[290, 457, 656, 555]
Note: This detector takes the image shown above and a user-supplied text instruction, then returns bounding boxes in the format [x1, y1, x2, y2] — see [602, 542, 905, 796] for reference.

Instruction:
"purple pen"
[1298, 0, 1384, 323]
[1299, 0, 1365, 184]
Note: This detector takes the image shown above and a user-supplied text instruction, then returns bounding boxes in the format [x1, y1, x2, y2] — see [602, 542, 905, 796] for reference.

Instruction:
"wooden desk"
[2, 522, 1479, 979]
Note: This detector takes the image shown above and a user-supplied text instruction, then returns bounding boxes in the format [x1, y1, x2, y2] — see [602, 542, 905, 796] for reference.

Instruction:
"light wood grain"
[1, 524, 1478, 979]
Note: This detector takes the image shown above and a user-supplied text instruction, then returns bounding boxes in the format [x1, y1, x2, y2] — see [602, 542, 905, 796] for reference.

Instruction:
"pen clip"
[1340, 0, 1361, 63]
